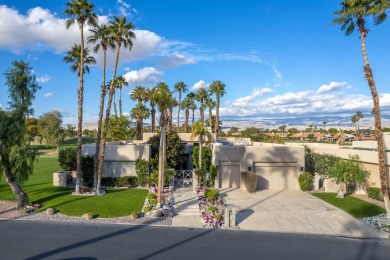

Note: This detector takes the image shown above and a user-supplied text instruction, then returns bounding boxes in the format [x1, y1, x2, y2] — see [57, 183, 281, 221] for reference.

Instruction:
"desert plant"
[299, 171, 313, 191]
[149, 199, 157, 206]
[58, 147, 77, 171]
[147, 193, 157, 200]
[130, 211, 138, 219]
[215, 214, 223, 221]
[241, 171, 257, 193]
[204, 189, 219, 201]
[143, 205, 151, 213]
[208, 205, 217, 213]
[366, 187, 384, 202]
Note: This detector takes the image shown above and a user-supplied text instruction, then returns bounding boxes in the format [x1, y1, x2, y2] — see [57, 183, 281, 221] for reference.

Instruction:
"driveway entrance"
[220, 188, 385, 238]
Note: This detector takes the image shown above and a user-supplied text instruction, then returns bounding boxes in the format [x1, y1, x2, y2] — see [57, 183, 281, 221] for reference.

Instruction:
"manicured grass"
[312, 192, 386, 218]
[0, 157, 148, 218]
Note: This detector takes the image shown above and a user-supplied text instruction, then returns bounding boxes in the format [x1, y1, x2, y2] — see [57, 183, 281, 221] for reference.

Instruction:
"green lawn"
[0, 157, 148, 218]
[312, 192, 386, 218]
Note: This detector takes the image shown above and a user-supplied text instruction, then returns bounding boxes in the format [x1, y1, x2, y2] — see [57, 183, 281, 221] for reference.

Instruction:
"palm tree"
[154, 84, 173, 203]
[130, 103, 150, 139]
[98, 15, 135, 194]
[65, 0, 97, 194]
[209, 80, 226, 137]
[88, 23, 115, 190]
[205, 98, 216, 133]
[145, 87, 157, 132]
[115, 75, 129, 117]
[187, 92, 197, 128]
[174, 81, 188, 132]
[322, 121, 327, 131]
[181, 97, 191, 133]
[334, 0, 390, 214]
[195, 88, 208, 124]
[190, 122, 212, 184]
[130, 86, 147, 139]
[279, 125, 287, 139]
[63, 44, 96, 76]
[355, 111, 364, 140]
[351, 115, 358, 138]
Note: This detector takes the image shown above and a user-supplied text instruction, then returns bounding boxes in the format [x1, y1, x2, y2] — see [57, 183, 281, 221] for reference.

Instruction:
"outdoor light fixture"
[248, 166, 252, 172]
[300, 167, 304, 171]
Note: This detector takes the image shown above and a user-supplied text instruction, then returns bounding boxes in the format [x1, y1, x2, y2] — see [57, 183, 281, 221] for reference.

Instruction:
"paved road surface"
[0, 220, 389, 260]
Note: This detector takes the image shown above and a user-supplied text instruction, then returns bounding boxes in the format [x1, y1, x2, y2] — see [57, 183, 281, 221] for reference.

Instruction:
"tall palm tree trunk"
[93, 49, 107, 190]
[75, 25, 85, 194]
[157, 113, 166, 204]
[200, 108, 204, 125]
[113, 91, 118, 117]
[119, 88, 123, 117]
[192, 109, 195, 128]
[168, 107, 173, 131]
[97, 43, 121, 194]
[184, 109, 189, 133]
[137, 117, 142, 140]
[151, 107, 156, 132]
[215, 95, 220, 137]
[177, 92, 181, 132]
[209, 107, 213, 133]
[358, 18, 390, 215]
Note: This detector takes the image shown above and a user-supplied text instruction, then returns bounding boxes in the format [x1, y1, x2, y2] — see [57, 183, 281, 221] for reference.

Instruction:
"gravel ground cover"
[0, 200, 172, 226]
[359, 214, 390, 237]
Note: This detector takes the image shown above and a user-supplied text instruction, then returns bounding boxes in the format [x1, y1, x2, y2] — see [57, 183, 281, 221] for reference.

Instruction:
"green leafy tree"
[329, 155, 370, 197]
[334, 0, 390, 212]
[25, 117, 39, 143]
[65, 124, 77, 138]
[105, 115, 134, 141]
[38, 111, 65, 147]
[174, 81, 188, 132]
[0, 60, 40, 208]
[209, 80, 226, 137]
[98, 15, 135, 194]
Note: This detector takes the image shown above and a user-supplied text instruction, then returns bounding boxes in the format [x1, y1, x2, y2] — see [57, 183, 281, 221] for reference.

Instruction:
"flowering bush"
[197, 186, 225, 228]
[24, 202, 41, 213]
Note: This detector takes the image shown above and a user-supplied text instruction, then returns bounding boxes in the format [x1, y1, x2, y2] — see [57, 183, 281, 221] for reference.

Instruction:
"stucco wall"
[81, 143, 151, 177]
[212, 145, 305, 190]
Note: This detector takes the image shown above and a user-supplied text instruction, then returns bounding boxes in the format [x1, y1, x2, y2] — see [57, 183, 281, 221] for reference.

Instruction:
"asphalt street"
[0, 220, 389, 260]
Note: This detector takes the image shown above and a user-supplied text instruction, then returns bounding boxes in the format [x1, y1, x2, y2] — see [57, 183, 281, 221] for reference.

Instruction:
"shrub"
[215, 214, 223, 221]
[299, 171, 313, 191]
[58, 147, 77, 171]
[101, 176, 138, 187]
[147, 193, 157, 200]
[205, 189, 219, 201]
[136, 159, 149, 187]
[149, 199, 157, 206]
[241, 172, 257, 193]
[367, 187, 384, 202]
[81, 155, 94, 187]
[143, 206, 151, 213]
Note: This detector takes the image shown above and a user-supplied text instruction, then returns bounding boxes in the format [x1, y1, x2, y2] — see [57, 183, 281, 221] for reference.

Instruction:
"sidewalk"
[171, 188, 202, 228]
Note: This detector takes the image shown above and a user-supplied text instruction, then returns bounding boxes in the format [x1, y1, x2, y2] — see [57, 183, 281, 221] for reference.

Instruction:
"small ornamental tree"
[329, 155, 370, 198]
[0, 60, 40, 208]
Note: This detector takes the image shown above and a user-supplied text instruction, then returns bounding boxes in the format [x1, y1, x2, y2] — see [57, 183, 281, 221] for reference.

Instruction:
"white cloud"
[159, 54, 196, 68]
[44, 92, 54, 97]
[191, 80, 209, 90]
[0, 103, 3, 110]
[220, 81, 390, 119]
[317, 81, 349, 94]
[123, 67, 163, 87]
[36, 75, 51, 83]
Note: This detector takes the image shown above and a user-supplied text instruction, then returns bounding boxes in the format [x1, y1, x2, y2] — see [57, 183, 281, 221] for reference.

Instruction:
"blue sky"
[1, 0, 390, 129]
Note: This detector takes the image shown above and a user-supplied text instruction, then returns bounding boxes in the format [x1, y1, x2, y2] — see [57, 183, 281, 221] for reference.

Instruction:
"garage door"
[219, 161, 240, 189]
[254, 162, 298, 190]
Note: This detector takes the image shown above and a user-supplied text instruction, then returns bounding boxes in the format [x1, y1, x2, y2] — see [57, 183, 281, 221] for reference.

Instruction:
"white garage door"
[254, 162, 299, 190]
[219, 161, 240, 189]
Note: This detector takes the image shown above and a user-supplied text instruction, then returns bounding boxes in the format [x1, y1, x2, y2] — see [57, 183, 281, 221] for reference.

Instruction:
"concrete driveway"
[220, 188, 386, 238]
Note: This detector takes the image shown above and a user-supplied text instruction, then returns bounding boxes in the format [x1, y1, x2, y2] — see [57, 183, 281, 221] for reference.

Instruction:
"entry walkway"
[172, 188, 202, 228]
[220, 188, 387, 238]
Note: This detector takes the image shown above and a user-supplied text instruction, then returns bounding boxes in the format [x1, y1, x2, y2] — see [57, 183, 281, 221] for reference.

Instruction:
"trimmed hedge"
[299, 171, 313, 191]
[366, 187, 384, 202]
[101, 176, 138, 187]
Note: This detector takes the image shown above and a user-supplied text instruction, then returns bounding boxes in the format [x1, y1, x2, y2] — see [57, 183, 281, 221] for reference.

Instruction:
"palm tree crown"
[174, 81, 188, 131]
[63, 44, 96, 76]
[209, 80, 226, 137]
